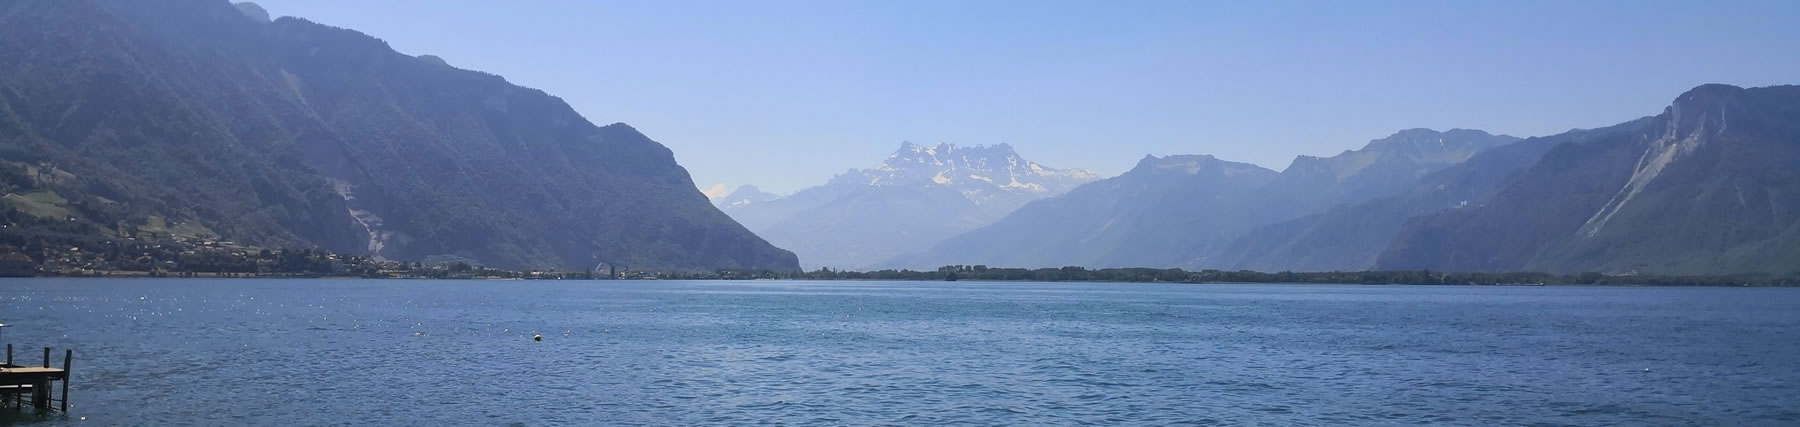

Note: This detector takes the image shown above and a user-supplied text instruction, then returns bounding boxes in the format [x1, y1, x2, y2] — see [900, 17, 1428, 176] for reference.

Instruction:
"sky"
[252, 0, 1800, 195]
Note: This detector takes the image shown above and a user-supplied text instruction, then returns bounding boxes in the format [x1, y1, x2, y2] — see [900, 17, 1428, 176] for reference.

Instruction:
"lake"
[1, 279, 1797, 425]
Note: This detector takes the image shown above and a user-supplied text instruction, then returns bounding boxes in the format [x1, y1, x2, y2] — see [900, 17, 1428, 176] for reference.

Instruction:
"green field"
[3, 190, 73, 219]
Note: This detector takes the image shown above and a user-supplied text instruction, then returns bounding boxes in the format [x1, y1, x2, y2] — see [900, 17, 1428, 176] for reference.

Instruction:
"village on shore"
[4, 233, 1796, 287]
[0, 236, 667, 280]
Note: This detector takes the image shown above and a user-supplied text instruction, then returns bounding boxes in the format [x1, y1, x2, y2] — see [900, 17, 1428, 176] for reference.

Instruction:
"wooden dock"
[0, 345, 72, 413]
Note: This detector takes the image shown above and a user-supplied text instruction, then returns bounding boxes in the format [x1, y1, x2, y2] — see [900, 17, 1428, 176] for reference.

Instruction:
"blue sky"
[253, 0, 1800, 195]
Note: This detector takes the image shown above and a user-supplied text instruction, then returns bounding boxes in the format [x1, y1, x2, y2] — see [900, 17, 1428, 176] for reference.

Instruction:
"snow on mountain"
[720, 142, 1097, 269]
[843, 142, 1098, 217]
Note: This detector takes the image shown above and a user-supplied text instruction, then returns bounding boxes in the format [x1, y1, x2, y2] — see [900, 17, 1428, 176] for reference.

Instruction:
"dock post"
[33, 347, 49, 410]
[32, 377, 47, 410]
[5, 343, 10, 365]
[60, 349, 70, 412]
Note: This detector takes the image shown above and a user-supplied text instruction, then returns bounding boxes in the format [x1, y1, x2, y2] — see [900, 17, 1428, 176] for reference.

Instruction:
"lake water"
[0, 279, 1797, 425]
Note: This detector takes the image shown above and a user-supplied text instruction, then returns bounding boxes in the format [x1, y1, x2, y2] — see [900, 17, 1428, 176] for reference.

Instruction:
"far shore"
[4, 272, 1793, 288]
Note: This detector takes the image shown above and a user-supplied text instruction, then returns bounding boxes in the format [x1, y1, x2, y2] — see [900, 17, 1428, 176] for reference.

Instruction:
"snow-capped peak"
[865, 142, 1091, 188]
[830, 142, 1098, 216]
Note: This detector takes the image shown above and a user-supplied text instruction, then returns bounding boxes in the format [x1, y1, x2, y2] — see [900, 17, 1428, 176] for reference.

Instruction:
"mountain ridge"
[723, 142, 1096, 269]
[885, 128, 1518, 270]
[1211, 120, 1652, 272]
[0, 0, 798, 271]
[886, 154, 1281, 269]
[1377, 84, 1800, 274]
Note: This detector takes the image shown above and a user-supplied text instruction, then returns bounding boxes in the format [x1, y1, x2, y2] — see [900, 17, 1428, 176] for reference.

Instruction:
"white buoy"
[533, 334, 542, 342]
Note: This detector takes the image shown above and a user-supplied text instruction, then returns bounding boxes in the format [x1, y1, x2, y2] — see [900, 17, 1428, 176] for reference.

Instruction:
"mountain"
[1257, 129, 1520, 215]
[887, 155, 1280, 269]
[0, 0, 798, 271]
[723, 142, 1096, 269]
[714, 185, 779, 209]
[758, 185, 990, 270]
[1377, 84, 1800, 275]
[698, 183, 731, 201]
[708, 184, 791, 234]
[887, 129, 1515, 270]
[1212, 122, 1647, 272]
[857, 142, 1099, 217]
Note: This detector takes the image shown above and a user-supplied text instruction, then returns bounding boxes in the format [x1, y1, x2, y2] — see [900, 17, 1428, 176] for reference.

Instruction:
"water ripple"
[0, 279, 1796, 425]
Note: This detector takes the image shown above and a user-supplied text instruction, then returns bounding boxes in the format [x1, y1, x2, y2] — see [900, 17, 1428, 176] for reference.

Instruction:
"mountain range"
[1212, 121, 1646, 272]
[0, 0, 797, 271]
[2, 2, 1791, 277]
[885, 129, 1519, 269]
[892, 84, 1799, 276]
[1376, 84, 1800, 275]
[720, 142, 1096, 269]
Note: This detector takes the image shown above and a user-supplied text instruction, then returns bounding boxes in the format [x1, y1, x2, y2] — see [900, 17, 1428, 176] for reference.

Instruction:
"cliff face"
[1212, 122, 1644, 272]
[0, 0, 798, 271]
[1378, 85, 1800, 274]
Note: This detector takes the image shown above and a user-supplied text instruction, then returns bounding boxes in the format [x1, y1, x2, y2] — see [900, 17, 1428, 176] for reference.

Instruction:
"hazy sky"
[253, 0, 1800, 195]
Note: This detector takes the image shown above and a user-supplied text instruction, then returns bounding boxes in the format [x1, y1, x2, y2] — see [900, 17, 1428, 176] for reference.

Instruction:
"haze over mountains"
[1377, 85, 1800, 275]
[719, 142, 1096, 269]
[877, 84, 1800, 275]
[0, 0, 797, 271]
[884, 129, 1519, 269]
[0, 1, 1793, 277]
[1212, 125, 1625, 272]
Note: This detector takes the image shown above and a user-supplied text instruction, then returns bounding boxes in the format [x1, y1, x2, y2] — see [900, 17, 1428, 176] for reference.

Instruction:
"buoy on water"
[533, 334, 542, 342]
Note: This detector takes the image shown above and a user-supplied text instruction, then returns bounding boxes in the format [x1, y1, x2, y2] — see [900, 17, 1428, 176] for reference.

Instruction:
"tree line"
[663, 264, 1800, 286]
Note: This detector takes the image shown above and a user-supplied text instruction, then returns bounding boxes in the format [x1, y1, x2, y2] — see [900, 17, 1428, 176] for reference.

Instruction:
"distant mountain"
[714, 185, 779, 209]
[887, 155, 1280, 269]
[904, 85, 1799, 276]
[759, 185, 990, 270]
[0, 0, 798, 271]
[1377, 84, 1800, 275]
[887, 129, 1516, 270]
[1258, 129, 1520, 215]
[724, 142, 1096, 269]
[859, 142, 1099, 217]
[699, 183, 731, 201]
[1213, 122, 1645, 272]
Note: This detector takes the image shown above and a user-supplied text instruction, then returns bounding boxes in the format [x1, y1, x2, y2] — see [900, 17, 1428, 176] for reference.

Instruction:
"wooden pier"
[0, 344, 72, 413]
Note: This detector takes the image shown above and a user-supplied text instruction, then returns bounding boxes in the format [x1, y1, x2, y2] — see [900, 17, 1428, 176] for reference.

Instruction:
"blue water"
[0, 279, 1797, 425]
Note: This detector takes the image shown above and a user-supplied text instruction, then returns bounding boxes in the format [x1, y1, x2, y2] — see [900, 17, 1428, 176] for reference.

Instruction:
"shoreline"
[3, 274, 1792, 288]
